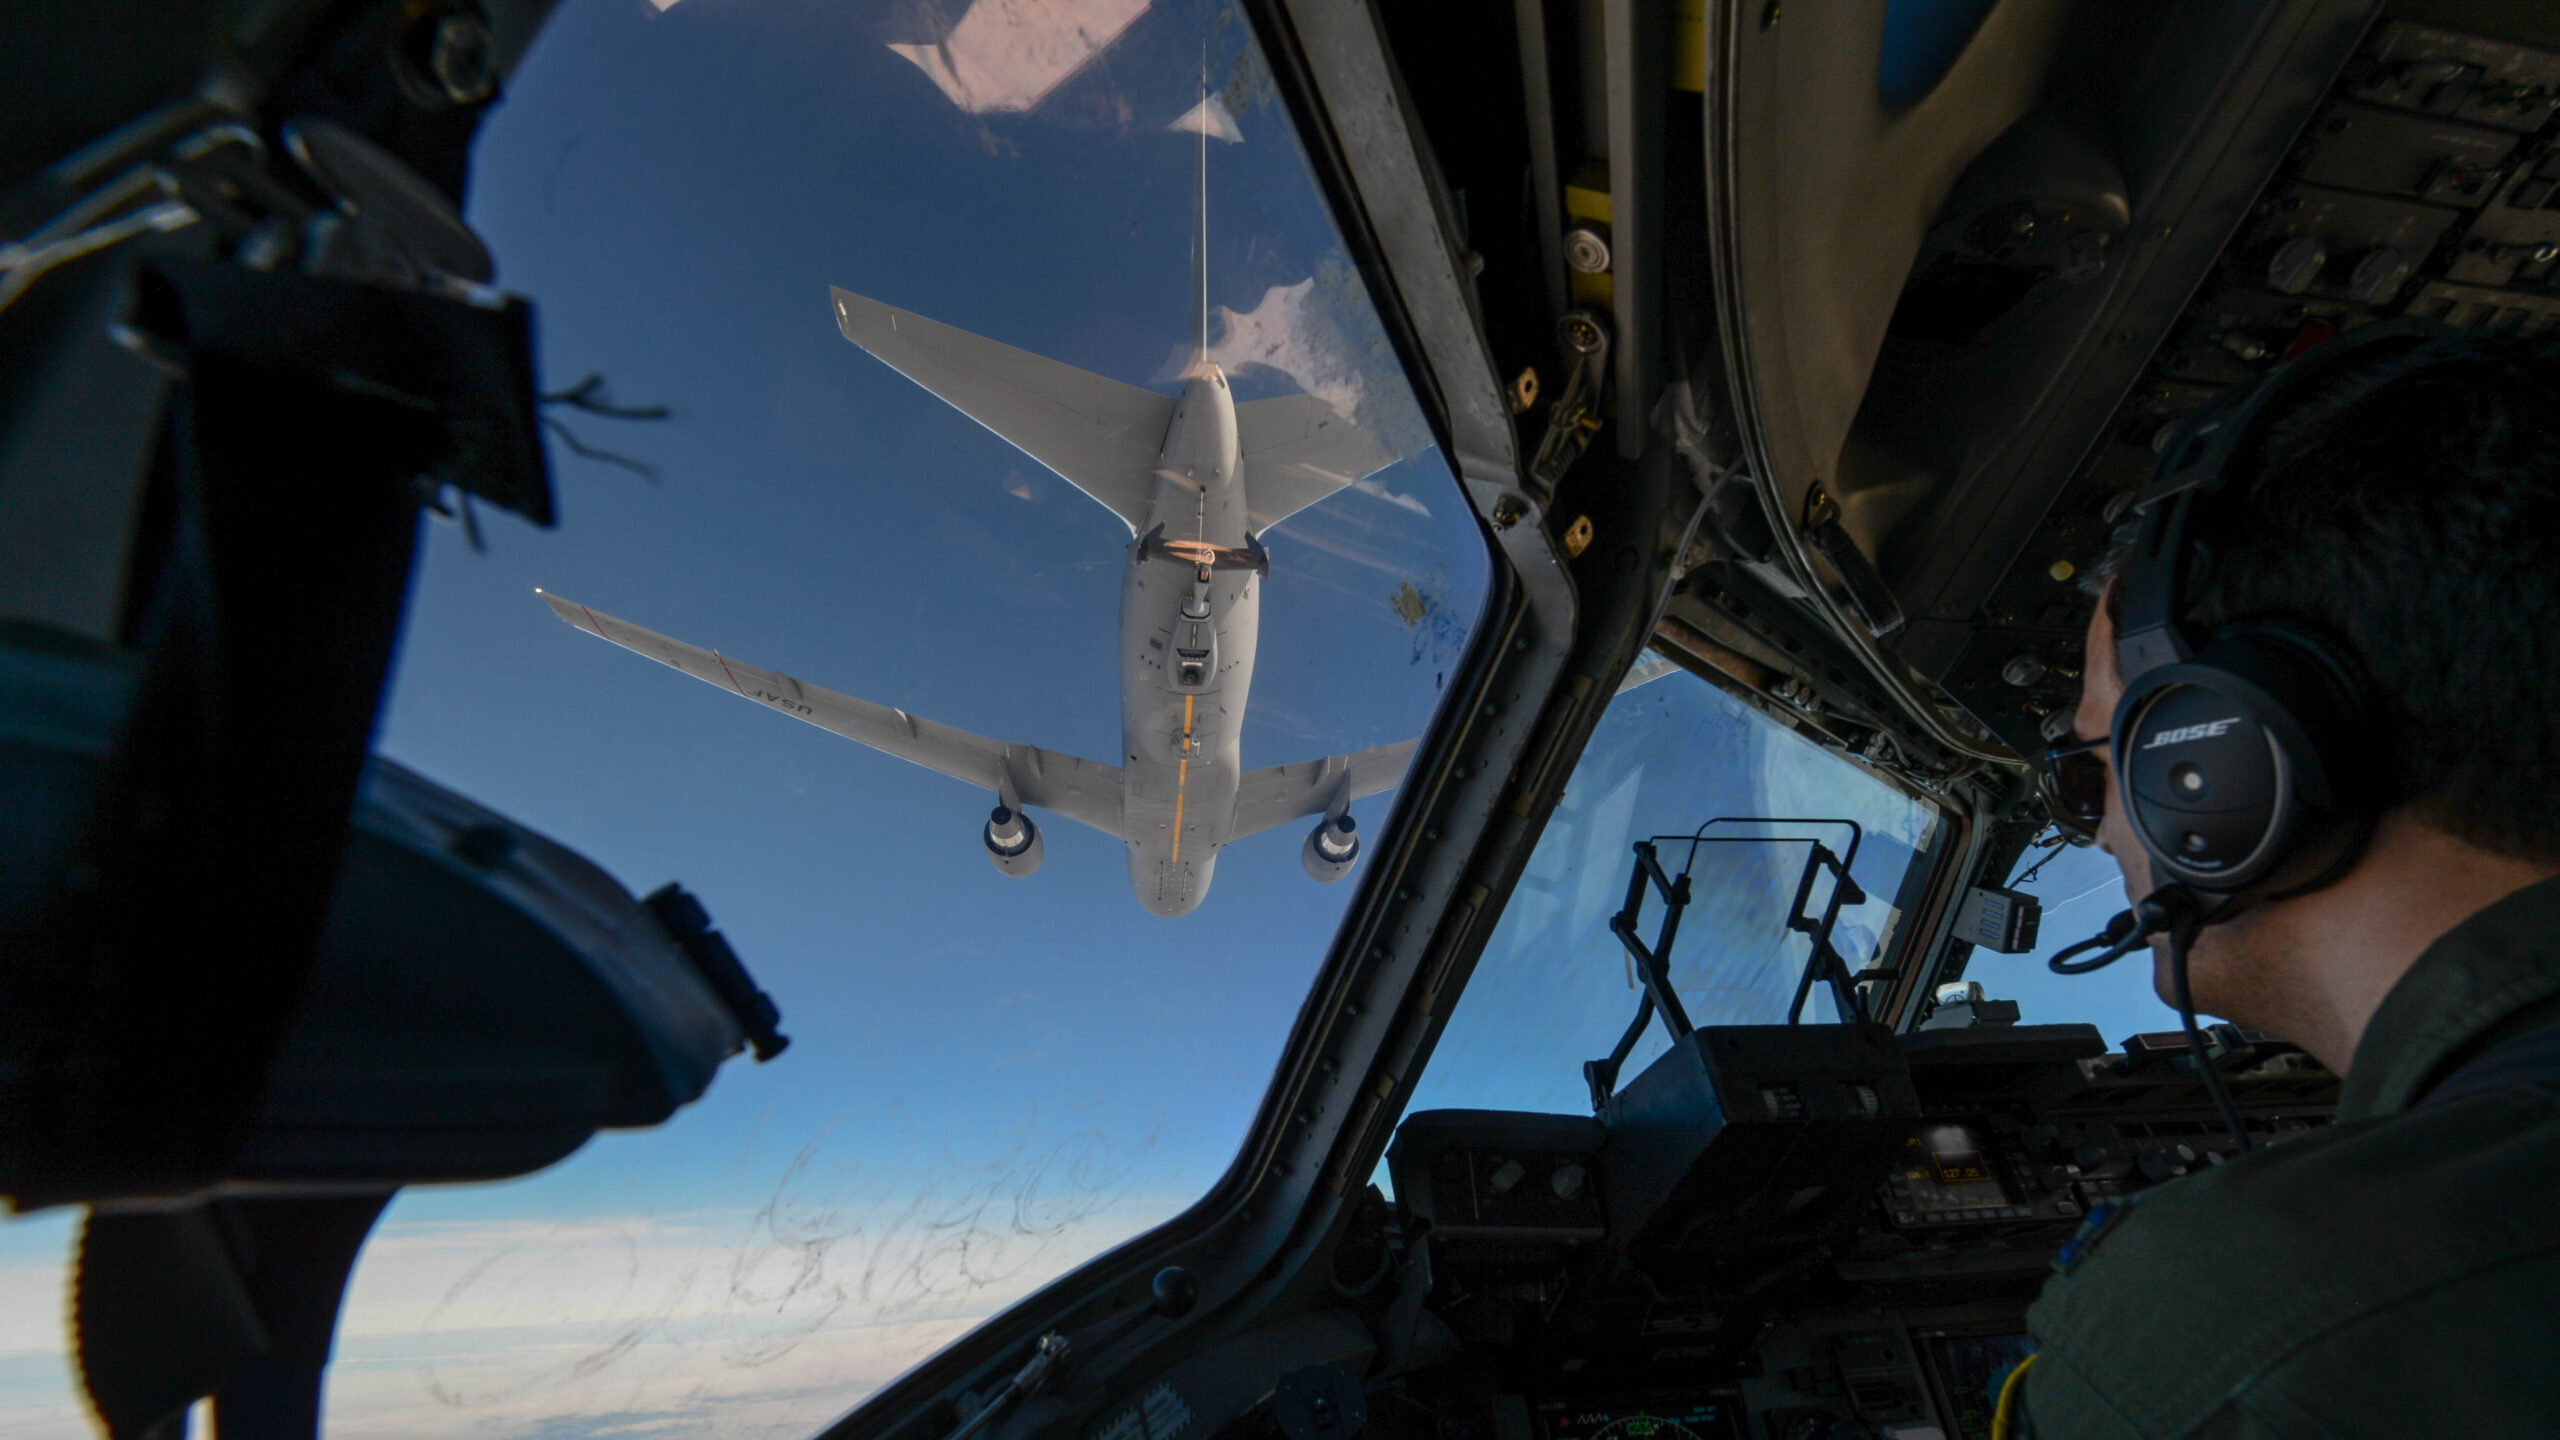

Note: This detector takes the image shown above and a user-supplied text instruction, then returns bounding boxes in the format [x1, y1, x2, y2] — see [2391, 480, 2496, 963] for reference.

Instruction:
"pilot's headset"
[2106, 322, 2452, 899]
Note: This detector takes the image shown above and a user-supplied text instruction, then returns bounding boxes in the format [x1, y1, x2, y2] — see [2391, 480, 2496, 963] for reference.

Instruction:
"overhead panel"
[1941, 14, 2560, 756]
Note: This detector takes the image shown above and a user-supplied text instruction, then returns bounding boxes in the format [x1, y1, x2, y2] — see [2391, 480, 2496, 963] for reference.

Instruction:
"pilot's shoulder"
[2027, 1088, 2560, 1437]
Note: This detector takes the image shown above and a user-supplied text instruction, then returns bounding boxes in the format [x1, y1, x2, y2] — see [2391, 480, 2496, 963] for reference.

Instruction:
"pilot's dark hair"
[2098, 333, 2560, 861]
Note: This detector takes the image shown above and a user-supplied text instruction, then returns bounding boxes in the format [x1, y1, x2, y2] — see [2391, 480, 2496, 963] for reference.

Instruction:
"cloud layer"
[0, 1123, 1185, 1440]
[1211, 278, 1361, 423]
[322, 1192, 1166, 1440]
[889, 0, 1152, 115]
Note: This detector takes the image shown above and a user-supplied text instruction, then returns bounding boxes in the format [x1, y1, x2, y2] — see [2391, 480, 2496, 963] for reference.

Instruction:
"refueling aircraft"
[542, 91, 1408, 917]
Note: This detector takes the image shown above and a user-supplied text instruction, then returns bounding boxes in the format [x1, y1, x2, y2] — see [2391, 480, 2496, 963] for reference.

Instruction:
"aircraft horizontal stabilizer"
[539, 592, 1125, 837]
[1230, 737, 1417, 840]
[830, 287, 1174, 535]
[1236, 392, 1395, 532]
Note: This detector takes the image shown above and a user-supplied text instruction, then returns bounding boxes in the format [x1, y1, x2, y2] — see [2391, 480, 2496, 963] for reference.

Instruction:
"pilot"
[2003, 332, 2560, 1438]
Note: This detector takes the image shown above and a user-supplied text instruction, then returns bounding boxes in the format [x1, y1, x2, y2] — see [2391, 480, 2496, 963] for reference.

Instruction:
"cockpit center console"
[1376, 1021, 2337, 1440]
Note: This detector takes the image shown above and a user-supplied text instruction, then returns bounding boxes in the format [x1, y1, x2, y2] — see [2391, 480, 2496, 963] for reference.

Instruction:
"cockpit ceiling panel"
[1712, 0, 2068, 530]
[1931, 9, 2560, 756]
[1709, 0, 2392, 761]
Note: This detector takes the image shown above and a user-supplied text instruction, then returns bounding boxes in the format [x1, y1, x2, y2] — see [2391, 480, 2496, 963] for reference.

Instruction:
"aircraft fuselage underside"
[1120, 368, 1255, 917]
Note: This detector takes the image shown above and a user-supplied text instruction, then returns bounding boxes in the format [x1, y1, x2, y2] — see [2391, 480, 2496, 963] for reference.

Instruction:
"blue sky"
[2, 1, 1485, 1435]
[1990, 834, 2184, 1039]
[1411, 670, 1948, 1124]
[1408, 673, 2185, 1129]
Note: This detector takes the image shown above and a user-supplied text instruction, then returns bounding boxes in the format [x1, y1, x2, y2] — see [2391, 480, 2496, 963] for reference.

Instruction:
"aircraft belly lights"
[542, 94, 1409, 916]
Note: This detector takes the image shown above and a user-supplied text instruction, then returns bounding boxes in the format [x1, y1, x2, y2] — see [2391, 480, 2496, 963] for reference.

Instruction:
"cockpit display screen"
[1538, 1397, 1742, 1440]
[1923, 1332, 2037, 1440]
[1889, 1124, 2013, 1219]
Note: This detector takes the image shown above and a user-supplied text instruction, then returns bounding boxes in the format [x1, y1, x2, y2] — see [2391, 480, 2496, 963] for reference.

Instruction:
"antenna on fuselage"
[1193, 72, 1207, 367]
[1169, 59, 1241, 375]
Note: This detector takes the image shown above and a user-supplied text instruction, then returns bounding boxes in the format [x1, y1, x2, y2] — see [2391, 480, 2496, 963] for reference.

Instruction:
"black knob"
[2264, 235, 2327, 295]
[2347, 246, 2412, 304]
[2138, 1148, 2188, 1182]
[1550, 1162, 1588, 1201]
[1151, 1265, 1198, 1318]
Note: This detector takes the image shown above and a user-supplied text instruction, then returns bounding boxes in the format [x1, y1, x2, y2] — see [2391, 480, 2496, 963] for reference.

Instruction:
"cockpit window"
[1405, 660, 1946, 1122]
[1957, 835, 2183, 1039]
[0, 0, 1488, 1431]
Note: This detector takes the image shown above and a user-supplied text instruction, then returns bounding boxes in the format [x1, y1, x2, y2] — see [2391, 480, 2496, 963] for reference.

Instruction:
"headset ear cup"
[2114, 674, 2291, 889]
[2196, 624, 2375, 810]
[2110, 627, 2368, 894]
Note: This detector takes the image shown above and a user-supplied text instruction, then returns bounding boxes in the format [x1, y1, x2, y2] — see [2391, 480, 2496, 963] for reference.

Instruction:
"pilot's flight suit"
[2020, 874, 2560, 1438]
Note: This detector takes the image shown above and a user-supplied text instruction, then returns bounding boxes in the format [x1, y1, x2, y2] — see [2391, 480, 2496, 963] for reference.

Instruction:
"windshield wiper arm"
[1583, 819, 1873, 1112]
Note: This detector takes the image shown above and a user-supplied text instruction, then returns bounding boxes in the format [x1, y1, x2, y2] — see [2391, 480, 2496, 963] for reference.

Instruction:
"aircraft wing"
[831, 287, 1173, 535]
[540, 593, 1125, 837]
[1230, 738, 1417, 841]
[1236, 392, 1395, 532]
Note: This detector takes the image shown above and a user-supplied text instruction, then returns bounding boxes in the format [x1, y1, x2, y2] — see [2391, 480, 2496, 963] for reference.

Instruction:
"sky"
[0, 1, 1486, 1435]
[1406, 671, 2187, 1129]
[1409, 669, 1950, 1125]
[1985, 832, 2185, 1040]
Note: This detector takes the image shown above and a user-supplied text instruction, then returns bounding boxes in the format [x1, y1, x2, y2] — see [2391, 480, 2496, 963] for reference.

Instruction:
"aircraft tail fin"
[1191, 92, 1207, 369]
[1236, 392, 1395, 531]
[831, 287, 1173, 534]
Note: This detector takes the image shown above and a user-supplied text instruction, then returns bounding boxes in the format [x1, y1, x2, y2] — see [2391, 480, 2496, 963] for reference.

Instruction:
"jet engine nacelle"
[1301, 814, 1360, 882]
[984, 805, 1043, 878]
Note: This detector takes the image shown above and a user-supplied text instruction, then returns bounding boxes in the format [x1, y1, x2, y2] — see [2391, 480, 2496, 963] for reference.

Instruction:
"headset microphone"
[2045, 886, 2255, 1150]
[2045, 886, 2219, 976]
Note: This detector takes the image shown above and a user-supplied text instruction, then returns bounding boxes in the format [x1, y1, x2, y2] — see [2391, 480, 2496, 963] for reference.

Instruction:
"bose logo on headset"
[2141, 717, 2243, 750]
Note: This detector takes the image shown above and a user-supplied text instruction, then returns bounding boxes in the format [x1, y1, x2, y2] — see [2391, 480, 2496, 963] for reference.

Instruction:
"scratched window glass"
[0, 1, 1484, 1435]
[1403, 662, 1946, 1126]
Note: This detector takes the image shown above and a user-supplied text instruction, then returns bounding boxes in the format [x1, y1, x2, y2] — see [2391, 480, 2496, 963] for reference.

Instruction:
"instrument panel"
[1523, 1321, 2041, 1440]
[1880, 1120, 2086, 1232]
[1947, 11, 2560, 749]
[1382, 1020, 2337, 1440]
[1538, 1397, 1743, 1440]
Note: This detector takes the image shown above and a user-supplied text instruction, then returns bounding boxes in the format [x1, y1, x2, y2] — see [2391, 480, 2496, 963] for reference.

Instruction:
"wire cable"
[2048, 887, 2254, 1151]
[1990, 1352, 2037, 1440]
[2011, 827, 2070, 887]
[2168, 923, 2254, 1153]
[2049, 884, 2229, 974]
